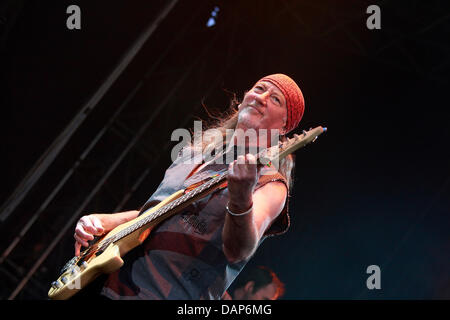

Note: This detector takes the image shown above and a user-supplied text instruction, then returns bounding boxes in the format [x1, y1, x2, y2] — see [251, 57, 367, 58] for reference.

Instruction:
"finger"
[246, 154, 258, 174]
[236, 155, 246, 165]
[90, 216, 104, 235]
[75, 225, 94, 241]
[74, 233, 89, 248]
[80, 216, 98, 234]
[75, 242, 81, 257]
[228, 161, 234, 176]
[246, 154, 257, 165]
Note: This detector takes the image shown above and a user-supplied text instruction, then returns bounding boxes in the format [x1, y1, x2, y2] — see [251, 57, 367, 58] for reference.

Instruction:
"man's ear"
[244, 281, 255, 293]
[282, 116, 288, 135]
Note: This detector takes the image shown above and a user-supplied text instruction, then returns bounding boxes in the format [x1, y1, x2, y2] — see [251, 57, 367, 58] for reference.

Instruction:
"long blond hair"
[189, 97, 296, 190]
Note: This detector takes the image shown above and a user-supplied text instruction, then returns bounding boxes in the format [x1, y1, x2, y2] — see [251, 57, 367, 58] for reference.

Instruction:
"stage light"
[206, 6, 220, 28]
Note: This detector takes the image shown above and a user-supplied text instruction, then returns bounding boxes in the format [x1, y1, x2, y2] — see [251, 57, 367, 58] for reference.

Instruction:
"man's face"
[243, 281, 280, 300]
[237, 80, 287, 134]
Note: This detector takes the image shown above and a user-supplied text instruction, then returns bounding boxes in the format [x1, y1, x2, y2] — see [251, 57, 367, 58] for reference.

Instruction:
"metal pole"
[0, 83, 140, 265]
[8, 28, 220, 299]
[0, 0, 205, 264]
[0, 0, 179, 222]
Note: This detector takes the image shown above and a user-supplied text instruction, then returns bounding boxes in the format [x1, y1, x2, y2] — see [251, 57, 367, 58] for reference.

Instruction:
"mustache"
[246, 101, 263, 114]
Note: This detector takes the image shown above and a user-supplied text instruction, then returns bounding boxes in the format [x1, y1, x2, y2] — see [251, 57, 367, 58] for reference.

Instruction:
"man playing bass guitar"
[72, 74, 305, 300]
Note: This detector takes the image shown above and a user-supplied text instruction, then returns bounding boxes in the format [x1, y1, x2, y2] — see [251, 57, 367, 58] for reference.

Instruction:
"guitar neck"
[92, 126, 326, 252]
[49, 126, 326, 300]
[111, 172, 229, 243]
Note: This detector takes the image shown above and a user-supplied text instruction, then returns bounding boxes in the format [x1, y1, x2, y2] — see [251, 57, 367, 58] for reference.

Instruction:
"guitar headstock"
[259, 126, 327, 167]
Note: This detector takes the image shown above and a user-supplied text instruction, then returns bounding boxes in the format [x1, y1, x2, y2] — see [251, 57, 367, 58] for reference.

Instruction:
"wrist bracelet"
[226, 201, 253, 216]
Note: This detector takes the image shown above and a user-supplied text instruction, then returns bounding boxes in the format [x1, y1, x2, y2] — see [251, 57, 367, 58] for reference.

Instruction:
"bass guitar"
[48, 126, 327, 299]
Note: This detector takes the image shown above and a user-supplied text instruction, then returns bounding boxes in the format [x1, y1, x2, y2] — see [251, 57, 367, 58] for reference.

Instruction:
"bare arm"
[222, 154, 287, 263]
[74, 210, 140, 256]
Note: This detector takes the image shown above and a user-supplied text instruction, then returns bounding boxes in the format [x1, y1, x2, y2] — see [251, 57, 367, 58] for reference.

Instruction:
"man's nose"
[254, 91, 270, 105]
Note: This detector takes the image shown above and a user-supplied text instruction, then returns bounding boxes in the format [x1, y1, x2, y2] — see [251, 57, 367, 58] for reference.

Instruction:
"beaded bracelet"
[226, 201, 253, 216]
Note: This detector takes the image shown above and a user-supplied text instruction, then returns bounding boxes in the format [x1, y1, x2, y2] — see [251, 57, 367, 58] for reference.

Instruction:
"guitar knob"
[61, 276, 69, 284]
[70, 268, 78, 276]
[51, 281, 62, 289]
[80, 261, 88, 270]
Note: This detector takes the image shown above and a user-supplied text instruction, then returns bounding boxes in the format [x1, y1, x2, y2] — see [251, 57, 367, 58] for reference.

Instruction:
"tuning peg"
[70, 266, 81, 276]
[51, 281, 62, 289]
[302, 130, 307, 137]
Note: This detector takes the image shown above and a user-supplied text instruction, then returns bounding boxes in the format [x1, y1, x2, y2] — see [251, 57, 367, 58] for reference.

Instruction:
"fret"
[50, 127, 326, 301]
[107, 172, 228, 244]
[102, 140, 287, 245]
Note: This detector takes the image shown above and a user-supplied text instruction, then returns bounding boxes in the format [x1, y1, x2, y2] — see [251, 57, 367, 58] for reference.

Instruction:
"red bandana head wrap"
[256, 73, 305, 134]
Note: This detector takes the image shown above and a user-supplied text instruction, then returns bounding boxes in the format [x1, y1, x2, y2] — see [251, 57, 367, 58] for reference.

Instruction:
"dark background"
[0, 0, 449, 299]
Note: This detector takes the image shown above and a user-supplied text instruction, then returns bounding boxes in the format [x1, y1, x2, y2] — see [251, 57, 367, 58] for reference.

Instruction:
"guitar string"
[79, 172, 228, 260]
[63, 131, 319, 283]
[76, 136, 302, 262]
[78, 148, 270, 259]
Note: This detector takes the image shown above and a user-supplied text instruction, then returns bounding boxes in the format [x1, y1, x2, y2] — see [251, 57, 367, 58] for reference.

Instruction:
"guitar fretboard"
[79, 126, 326, 258]
[95, 172, 229, 253]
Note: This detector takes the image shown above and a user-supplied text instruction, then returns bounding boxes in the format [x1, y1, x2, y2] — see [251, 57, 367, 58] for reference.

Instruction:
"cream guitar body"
[48, 190, 185, 300]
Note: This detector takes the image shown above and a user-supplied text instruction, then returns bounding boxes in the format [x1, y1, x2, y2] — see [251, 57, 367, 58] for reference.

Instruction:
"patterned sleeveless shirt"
[101, 146, 290, 299]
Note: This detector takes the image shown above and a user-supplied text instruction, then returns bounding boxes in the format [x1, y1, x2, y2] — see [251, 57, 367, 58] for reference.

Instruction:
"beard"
[237, 107, 262, 130]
